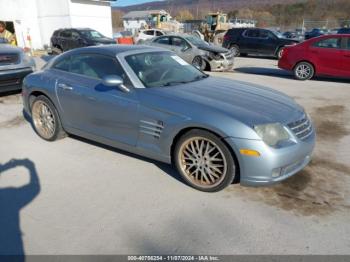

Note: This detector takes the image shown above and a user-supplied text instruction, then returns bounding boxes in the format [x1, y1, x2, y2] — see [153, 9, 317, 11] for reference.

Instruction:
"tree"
[112, 10, 124, 31]
[176, 9, 194, 22]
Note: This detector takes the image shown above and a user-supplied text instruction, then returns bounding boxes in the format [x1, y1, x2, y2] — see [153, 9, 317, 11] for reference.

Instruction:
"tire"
[31, 95, 66, 141]
[192, 56, 205, 71]
[52, 46, 63, 55]
[230, 44, 240, 57]
[174, 129, 237, 192]
[293, 62, 315, 80]
[276, 47, 284, 59]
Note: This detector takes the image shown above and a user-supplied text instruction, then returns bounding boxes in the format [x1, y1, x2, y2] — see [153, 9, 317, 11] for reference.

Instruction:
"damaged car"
[144, 34, 234, 71]
[0, 38, 35, 93]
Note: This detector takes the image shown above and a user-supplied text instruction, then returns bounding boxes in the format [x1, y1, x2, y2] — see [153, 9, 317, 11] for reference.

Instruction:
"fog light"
[272, 168, 282, 178]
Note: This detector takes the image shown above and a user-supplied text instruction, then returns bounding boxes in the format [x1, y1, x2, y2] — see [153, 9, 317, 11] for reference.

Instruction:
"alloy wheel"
[295, 64, 312, 79]
[192, 56, 203, 70]
[178, 137, 228, 189]
[32, 101, 56, 139]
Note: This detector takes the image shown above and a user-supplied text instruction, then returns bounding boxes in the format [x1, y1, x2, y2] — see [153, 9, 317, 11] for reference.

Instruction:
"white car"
[135, 29, 165, 44]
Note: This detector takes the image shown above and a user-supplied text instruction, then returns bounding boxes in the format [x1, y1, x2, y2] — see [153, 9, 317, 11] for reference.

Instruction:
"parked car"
[337, 28, 350, 34]
[144, 34, 234, 71]
[22, 45, 315, 192]
[278, 34, 350, 80]
[304, 28, 326, 40]
[134, 29, 165, 44]
[0, 38, 35, 93]
[222, 28, 299, 59]
[50, 28, 115, 53]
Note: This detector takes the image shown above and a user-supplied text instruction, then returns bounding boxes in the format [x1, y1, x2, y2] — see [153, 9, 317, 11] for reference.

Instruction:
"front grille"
[288, 115, 313, 141]
[0, 53, 20, 65]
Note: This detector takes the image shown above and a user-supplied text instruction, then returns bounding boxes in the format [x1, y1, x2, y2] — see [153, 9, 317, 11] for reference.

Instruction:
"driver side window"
[68, 54, 132, 87]
[155, 36, 170, 45]
[171, 37, 189, 50]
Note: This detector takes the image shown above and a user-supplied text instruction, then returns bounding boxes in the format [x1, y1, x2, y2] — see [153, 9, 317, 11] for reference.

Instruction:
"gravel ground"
[0, 56, 349, 255]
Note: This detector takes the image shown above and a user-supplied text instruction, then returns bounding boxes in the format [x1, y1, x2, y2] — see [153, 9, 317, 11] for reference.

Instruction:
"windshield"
[80, 30, 105, 39]
[185, 35, 208, 46]
[125, 51, 208, 88]
[272, 31, 283, 38]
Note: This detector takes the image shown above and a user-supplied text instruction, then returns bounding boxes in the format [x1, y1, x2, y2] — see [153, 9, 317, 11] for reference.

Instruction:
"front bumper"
[208, 57, 234, 72]
[0, 67, 33, 92]
[224, 131, 316, 186]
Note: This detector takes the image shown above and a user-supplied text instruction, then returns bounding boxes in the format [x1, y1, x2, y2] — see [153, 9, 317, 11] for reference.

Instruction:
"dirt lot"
[0, 56, 349, 255]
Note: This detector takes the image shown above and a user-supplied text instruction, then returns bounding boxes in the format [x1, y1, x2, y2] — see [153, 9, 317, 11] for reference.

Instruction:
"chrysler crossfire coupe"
[22, 45, 315, 192]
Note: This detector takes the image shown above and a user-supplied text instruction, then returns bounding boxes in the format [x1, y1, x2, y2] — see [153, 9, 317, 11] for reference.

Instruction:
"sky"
[112, 0, 163, 7]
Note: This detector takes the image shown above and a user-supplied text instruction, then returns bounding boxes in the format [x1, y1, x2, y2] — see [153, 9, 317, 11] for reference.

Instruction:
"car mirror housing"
[102, 75, 130, 92]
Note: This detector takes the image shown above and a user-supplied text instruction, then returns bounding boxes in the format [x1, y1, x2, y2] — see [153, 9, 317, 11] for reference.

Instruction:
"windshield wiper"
[190, 74, 209, 82]
[163, 81, 189, 86]
[163, 74, 209, 87]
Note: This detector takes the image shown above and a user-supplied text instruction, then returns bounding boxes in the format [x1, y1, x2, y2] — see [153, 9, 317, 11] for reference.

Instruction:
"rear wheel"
[174, 129, 237, 192]
[294, 62, 315, 80]
[31, 95, 66, 141]
[277, 47, 284, 59]
[230, 44, 240, 57]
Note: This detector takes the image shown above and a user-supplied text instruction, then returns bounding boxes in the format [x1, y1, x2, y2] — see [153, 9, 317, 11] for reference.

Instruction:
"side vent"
[140, 120, 164, 139]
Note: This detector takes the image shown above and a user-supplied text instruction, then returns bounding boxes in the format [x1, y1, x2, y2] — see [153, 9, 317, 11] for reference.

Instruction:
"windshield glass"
[125, 51, 208, 88]
[184, 35, 208, 46]
[80, 30, 105, 39]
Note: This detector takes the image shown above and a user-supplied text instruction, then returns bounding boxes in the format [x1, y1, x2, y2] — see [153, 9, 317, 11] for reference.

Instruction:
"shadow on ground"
[235, 66, 350, 84]
[0, 159, 40, 261]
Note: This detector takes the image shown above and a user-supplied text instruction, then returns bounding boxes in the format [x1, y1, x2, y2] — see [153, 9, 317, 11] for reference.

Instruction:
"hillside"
[114, 0, 305, 14]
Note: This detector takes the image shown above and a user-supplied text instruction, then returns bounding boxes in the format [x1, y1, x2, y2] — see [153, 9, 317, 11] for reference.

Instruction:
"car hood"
[280, 38, 300, 44]
[197, 44, 229, 53]
[0, 44, 22, 53]
[151, 77, 304, 127]
[91, 38, 115, 44]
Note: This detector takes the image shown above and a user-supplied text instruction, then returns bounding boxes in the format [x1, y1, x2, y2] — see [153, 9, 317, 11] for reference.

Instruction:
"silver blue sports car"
[22, 45, 315, 192]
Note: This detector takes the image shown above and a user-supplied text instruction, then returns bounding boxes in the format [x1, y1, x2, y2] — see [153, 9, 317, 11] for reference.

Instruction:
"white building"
[0, 0, 115, 49]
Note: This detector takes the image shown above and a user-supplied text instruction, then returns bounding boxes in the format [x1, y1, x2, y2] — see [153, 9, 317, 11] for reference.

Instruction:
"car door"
[59, 30, 73, 51]
[309, 36, 343, 76]
[341, 37, 350, 77]
[170, 36, 193, 63]
[240, 29, 260, 54]
[70, 30, 84, 49]
[54, 53, 139, 146]
[259, 30, 279, 55]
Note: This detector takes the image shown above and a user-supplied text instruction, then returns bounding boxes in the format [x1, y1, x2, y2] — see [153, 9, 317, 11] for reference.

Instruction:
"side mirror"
[102, 75, 130, 92]
[181, 45, 191, 52]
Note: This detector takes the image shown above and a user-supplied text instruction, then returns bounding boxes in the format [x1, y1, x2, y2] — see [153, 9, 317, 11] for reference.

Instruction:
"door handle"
[344, 55, 350, 57]
[58, 83, 73, 91]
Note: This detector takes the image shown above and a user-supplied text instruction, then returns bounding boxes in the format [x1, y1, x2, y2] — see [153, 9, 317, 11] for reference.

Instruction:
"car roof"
[66, 44, 163, 56]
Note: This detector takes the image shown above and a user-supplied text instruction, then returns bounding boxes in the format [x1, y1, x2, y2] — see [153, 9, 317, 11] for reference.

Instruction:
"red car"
[278, 34, 350, 80]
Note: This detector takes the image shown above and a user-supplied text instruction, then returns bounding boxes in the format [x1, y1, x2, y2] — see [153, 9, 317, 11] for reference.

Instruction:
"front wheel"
[174, 129, 237, 192]
[192, 56, 205, 71]
[31, 95, 66, 141]
[294, 62, 315, 80]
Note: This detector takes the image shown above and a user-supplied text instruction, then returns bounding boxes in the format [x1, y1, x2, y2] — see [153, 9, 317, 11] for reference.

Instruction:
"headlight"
[209, 52, 222, 60]
[254, 123, 290, 147]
